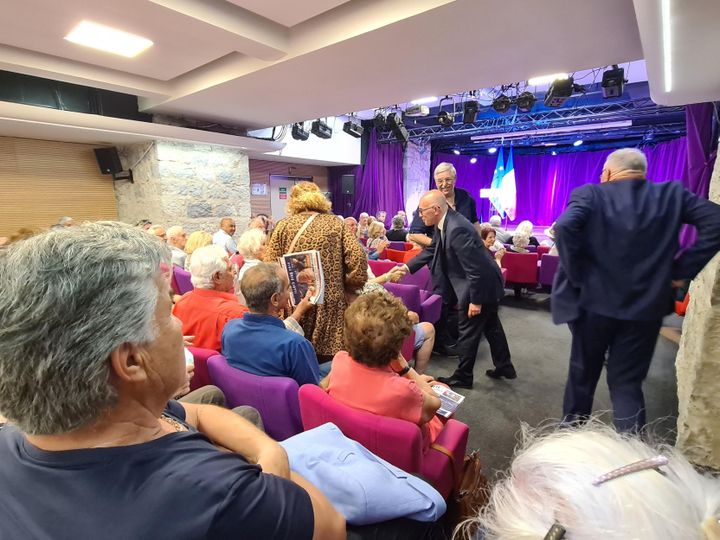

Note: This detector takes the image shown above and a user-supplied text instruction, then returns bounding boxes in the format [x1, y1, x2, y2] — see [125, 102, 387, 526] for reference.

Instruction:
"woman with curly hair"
[265, 181, 367, 360]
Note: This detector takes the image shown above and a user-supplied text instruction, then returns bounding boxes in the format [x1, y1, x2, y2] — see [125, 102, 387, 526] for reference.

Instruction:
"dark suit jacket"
[552, 179, 720, 323]
[408, 209, 504, 307]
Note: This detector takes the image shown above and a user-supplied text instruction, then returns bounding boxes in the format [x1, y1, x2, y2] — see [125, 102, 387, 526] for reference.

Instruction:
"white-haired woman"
[459, 423, 720, 540]
[357, 212, 370, 239]
[511, 220, 540, 247]
[366, 221, 388, 251]
[0, 223, 345, 539]
[235, 228, 266, 303]
[508, 232, 530, 254]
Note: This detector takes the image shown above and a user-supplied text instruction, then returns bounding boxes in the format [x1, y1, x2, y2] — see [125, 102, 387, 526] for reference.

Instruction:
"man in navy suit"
[553, 147, 720, 432]
[405, 190, 515, 388]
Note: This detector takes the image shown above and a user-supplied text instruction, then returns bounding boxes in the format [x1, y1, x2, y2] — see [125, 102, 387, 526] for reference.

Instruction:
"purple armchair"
[298, 384, 469, 499]
[387, 241, 407, 251]
[400, 265, 433, 291]
[173, 266, 193, 295]
[207, 354, 302, 441]
[385, 282, 442, 324]
[538, 254, 560, 287]
[187, 347, 219, 392]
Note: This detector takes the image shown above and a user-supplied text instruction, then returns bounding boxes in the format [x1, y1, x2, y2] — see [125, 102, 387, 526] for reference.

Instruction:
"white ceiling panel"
[227, 0, 351, 27]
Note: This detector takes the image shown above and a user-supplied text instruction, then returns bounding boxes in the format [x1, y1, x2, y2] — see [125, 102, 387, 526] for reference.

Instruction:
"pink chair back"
[368, 259, 400, 277]
[400, 265, 432, 291]
[187, 347, 219, 391]
[298, 384, 469, 498]
[387, 241, 407, 251]
[207, 355, 302, 441]
[173, 266, 194, 294]
[385, 249, 406, 263]
[537, 245, 551, 257]
[538, 254, 560, 286]
[385, 282, 422, 314]
[501, 252, 539, 284]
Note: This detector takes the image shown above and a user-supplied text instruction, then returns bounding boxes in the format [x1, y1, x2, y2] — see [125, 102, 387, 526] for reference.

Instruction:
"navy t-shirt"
[0, 401, 314, 540]
[409, 187, 479, 236]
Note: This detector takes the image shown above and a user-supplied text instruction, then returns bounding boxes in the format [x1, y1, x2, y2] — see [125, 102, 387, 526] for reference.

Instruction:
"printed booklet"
[280, 250, 325, 306]
[432, 384, 465, 418]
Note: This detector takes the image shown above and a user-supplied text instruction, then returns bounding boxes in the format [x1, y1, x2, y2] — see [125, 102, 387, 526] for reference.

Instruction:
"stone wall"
[403, 139, 431, 217]
[676, 155, 720, 469]
[114, 141, 251, 233]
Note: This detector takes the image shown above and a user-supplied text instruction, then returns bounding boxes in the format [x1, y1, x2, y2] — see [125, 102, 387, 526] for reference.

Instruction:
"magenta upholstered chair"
[384, 282, 442, 324]
[538, 254, 560, 287]
[187, 347, 218, 391]
[298, 384, 469, 499]
[537, 245, 551, 257]
[400, 265, 433, 291]
[501, 252, 539, 285]
[207, 355, 302, 441]
[368, 259, 400, 277]
[173, 266, 194, 295]
[400, 331, 416, 362]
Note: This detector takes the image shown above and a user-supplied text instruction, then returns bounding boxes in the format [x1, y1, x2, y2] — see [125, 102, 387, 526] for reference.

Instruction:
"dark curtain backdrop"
[329, 129, 405, 219]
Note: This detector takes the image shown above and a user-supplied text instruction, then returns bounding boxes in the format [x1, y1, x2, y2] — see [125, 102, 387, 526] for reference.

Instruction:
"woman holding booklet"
[265, 182, 367, 361]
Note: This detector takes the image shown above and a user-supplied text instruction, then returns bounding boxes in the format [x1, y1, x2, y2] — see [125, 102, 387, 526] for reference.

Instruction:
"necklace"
[160, 414, 188, 432]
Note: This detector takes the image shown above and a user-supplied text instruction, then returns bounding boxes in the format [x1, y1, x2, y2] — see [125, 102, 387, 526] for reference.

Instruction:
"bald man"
[405, 190, 515, 388]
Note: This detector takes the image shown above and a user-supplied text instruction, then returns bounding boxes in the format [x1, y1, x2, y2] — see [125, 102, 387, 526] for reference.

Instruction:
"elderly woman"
[461, 423, 720, 539]
[357, 212, 370, 239]
[509, 232, 531, 253]
[0, 223, 344, 539]
[366, 221, 388, 251]
[235, 228, 266, 302]
[184, 230, 213, 270]
[480, 227, 505, 267]
[386, 214, 409, 242]
[328, 292, 444, 445]
[265, 182, 367, 360]
[511, 220, 540, 247]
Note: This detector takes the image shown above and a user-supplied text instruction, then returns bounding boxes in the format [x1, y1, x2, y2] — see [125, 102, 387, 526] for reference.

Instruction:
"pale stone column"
[676, 155, 720, 469]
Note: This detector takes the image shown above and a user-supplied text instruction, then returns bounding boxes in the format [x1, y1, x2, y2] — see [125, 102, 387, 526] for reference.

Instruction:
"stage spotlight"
[544, 77, 574, 107]
[492, 94, 512, 114]
[373, 112, 386, 130]
[601, 64, 626, 98]
[470, 157, 478, 164]
[453, 149, 461, 155]
[291, 122, 309, 141]
[437, 110, 454, 128]
[342, 119, 364, 138]
[311, 119, 332, 139]
[488, 147, 498, 154]
[386, 112, 409, 143]
[551, 151, 558, 156]
[515, 91, 537, 112]
[462, 100, 479, 124]
[573, 139, 583, 147]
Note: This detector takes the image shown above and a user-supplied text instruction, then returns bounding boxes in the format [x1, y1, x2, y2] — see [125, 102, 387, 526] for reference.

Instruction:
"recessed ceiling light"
[65, 21, 153, 58]
[410, 96, 437, 105]
[528, 73, 569, 86]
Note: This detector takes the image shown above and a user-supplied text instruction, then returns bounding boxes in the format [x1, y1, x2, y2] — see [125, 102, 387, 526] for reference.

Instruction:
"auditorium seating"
[387, 241, 406, 251]
[207, 354, 303, 441]
[368, 259, 400, 277]
[501, 252, 539, 296]
[538, 254, 560, 287]
[173, 266, 194, 294]
[400, 265, 432, 291]
[298, 384, 469, 499]
[385, 282, 442, 324]
[187, 347, 218, 391]
[537, 245, 551, 257]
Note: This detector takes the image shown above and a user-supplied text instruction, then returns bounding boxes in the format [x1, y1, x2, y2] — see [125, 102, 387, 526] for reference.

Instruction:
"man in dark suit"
[553, 147, 720, 432]
[405, 190, 516, 388]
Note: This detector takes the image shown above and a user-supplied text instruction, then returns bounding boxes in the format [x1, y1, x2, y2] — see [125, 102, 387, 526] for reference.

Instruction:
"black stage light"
[343, 120, 364, 138]
[492, 94, 512, 113]
[291, 122, 309, 141]
[462, 100, 479, 124]
[544, 77, 574, 107]
[386, 112, 409, 143]
[373, 112, 386, 130]
[437, 110, 454, 128]
[601, 64, 625, 98]
[311, 119, 332, 139]
[515, 91, 536, 112]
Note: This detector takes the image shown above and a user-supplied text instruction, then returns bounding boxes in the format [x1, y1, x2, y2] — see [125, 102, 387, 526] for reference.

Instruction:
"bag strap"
[430, 442, 462, 488]
[288, 212, 318, 253]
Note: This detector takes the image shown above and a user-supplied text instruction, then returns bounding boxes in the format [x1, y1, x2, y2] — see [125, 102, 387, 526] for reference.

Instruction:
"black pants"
[454, 302, 512, 381]
[434, 302, 459, 349]
[563, 311, 662, 433]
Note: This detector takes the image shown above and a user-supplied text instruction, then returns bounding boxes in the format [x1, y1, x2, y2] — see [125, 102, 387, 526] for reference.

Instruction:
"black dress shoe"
[436, 375, 473, 389]
[485, 367, 517, 380]
[432, 344, 459, 357]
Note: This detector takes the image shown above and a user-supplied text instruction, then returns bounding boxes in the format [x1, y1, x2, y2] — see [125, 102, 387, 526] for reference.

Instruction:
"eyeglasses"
[418, 205, 439, 215]
[435, 177, 455, 186]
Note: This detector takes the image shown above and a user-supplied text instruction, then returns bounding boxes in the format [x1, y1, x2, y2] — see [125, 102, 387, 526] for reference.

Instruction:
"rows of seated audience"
[1, 183, 717, 539]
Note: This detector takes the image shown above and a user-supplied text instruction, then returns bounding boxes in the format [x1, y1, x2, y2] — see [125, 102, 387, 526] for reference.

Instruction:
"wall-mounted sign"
[279, 186, 287, 200]
[251, 183, 268, 196]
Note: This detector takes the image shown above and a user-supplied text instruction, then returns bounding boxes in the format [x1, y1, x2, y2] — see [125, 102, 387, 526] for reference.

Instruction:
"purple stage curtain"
[431, 136, 691, 228]
[329, 129, 405, 220]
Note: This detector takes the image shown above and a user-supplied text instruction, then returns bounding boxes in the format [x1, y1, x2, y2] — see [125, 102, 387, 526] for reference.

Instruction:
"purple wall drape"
[329, 129, 405, 219]
[431, 137, 689, 227]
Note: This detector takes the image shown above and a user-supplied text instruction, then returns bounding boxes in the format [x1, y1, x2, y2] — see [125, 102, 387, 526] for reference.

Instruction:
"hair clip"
[592, 455, 669, 486]
[544, 522, 566, 540]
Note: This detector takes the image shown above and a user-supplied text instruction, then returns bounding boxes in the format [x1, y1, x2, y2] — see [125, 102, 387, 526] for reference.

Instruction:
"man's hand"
[468, 303, 482, 318]
[385, 266, 406, 283]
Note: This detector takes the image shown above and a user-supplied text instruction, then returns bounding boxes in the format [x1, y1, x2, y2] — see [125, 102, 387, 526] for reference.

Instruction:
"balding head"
[240, 262, 286, 314]
[602, 148, 647, 183]
[220, 217, 236, 235]
[417, 190, 448, 227]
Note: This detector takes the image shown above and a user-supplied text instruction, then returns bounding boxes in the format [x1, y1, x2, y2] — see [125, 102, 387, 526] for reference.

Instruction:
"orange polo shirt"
[172, 288, 248, 351]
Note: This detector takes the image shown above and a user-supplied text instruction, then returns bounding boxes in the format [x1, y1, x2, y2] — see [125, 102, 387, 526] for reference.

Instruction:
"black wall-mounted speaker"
[94, 147, 124, 175]
[341, 174, 355, 195]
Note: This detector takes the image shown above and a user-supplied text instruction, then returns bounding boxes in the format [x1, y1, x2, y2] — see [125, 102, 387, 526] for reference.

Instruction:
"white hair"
[368, 221, 386, 239]
[459, 422, 720, 540]
[512, 232, 530, 251]
[489, 215, 502, 227]
[434, 162, 457, 180]
[359, 212, 369, 219]
[515, 220, 534, 236]
[0, 222, 169, 435]
[58, 216, 74, 226]
[166, 225, 184, 238]
[237, 228, 266, 260]
[605, 148, 648, 174]
[189, 244, 229, 289]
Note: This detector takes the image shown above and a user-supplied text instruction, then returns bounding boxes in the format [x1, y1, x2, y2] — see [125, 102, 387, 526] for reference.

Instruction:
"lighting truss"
[377, 98, 686, 143]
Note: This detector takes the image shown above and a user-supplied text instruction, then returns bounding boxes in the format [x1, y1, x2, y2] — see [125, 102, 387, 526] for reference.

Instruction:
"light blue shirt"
[281, 423, 446, 525]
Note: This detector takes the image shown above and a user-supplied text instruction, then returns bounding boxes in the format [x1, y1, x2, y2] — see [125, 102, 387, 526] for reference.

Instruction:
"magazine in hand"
[280, 250, 325, 306]
[432, 384, 465, 418]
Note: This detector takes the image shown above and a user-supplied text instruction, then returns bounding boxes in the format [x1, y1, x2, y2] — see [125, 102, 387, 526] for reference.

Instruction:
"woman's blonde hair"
[185, 231, 212, 256]
[286, 181, 331, 215]
[367, 221, 386, 239]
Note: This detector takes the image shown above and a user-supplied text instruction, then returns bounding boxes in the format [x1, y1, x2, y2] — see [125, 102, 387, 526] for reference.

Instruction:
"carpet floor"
[428, 291, 680, 478]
